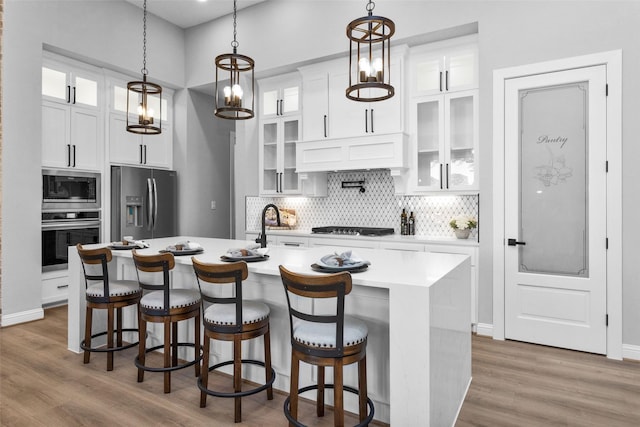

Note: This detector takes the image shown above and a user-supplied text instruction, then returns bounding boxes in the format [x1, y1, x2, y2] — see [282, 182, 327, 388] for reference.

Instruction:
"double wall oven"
[42, 169, 101, 272]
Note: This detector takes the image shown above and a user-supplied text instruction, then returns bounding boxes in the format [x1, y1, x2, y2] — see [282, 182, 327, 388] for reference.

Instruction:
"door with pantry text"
[504, 66, 607, 354]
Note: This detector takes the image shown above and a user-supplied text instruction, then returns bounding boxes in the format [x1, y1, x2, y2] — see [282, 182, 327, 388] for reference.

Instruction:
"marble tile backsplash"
[246, 170, 479, 238]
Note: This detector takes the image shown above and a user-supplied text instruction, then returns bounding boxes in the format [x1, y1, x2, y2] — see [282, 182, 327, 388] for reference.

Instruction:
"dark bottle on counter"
[400, 208, 408, 235]
[408, 211, 415, 235]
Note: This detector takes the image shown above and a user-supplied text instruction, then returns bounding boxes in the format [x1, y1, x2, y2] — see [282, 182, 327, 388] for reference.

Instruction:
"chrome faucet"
[256, 204, 281, 248]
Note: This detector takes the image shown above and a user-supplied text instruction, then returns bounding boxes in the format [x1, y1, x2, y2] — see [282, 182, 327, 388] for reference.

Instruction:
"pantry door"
[503, 66, 607, 354]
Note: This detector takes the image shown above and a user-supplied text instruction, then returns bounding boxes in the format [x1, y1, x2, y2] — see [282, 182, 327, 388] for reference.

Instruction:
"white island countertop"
[68, 236, 472, 426]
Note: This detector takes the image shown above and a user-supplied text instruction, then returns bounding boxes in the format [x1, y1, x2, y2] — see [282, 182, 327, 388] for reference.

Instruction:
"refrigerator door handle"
[146, 178, 154, 231]
[152, 178, 158, 230]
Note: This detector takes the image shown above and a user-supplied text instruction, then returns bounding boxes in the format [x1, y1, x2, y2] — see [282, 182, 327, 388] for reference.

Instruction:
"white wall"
[1, 0, 186, 319]
[185, 0, 640, 347]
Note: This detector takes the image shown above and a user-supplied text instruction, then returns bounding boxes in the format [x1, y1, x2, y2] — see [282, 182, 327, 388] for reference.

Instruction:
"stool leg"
[164, 317, 172, 393]
[116, 306, 123, 347]
[264, 325, 274, 400]
[289, 351, 300, 427]
[334, 359, 344, 427]
[83, 306, 93, 364]
[358, 356, 368, 422]
[233, 334, 242, 423]
[107, 304, 115, 371]
[194, 311, 201, 378]
[172, 321, 178, 368]
[200, 333, 210, 408]
[317, 366, 325, 417]
[137, 317, 147, 383]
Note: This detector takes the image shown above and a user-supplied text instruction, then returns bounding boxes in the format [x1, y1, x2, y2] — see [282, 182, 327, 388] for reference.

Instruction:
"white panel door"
[504, 65, 607, 354]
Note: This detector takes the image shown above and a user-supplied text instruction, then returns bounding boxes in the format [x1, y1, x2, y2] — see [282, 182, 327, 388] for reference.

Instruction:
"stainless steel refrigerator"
[111, 166, 177, 241]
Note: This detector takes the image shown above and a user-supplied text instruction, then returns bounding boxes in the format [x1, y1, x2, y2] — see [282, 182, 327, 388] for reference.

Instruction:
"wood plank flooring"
[1, 306, 639, 426]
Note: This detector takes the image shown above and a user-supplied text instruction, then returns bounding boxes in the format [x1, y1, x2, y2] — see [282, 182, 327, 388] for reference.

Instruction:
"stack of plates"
[310, 254, 369, 273]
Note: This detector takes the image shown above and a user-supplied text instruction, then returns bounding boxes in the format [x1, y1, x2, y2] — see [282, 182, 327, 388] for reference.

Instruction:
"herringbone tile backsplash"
[247, 170, 479, 239]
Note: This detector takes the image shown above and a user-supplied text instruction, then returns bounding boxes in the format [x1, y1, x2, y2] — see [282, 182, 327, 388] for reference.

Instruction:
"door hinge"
[606, 84, 609, 96]
[606, 237, 609, 249]
[606, 160, 609, 172]
[606, 314, 609, 326]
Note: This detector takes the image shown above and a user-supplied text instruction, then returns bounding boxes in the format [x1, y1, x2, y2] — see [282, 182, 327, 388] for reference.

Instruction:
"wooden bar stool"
[77, 244, 142, 371]
[279, 266, 374, 427]
[132, 250, 202, 393]
[192, 258, 275, 423]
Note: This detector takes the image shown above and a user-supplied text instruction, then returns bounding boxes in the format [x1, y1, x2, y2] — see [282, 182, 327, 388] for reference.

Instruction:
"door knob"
[507, 238, 526, 246]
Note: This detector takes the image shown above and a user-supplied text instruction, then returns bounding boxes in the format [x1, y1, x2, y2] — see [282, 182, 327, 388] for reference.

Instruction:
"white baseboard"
[1, 308, 44, 327]
[475, 323, 493, 337]
[622, 343, 640, 361]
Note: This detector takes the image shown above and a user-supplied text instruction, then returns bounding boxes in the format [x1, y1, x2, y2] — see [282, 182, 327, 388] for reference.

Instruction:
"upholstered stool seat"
[77, 244, 142, 372]
[192, 258, 275, 423]
[132, 250, 201, 394]
[279, 266, 374, 427]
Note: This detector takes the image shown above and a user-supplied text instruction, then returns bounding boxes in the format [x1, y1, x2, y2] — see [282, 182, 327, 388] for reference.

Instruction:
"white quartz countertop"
[109, 236, 470, 290]
[245, 228, 479, 246]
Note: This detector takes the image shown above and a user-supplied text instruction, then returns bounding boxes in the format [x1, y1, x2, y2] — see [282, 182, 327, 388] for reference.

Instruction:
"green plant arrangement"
[449, 215, 478, 230]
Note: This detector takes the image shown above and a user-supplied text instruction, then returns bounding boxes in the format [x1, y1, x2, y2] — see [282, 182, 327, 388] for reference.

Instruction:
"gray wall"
[185, 0, 640, 347]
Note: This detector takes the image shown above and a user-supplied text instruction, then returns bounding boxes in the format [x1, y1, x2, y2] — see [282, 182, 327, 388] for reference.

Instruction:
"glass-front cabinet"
[259, 73, 300, 119]
[412, 90, 478, 192]
[259, 115, 301, 195]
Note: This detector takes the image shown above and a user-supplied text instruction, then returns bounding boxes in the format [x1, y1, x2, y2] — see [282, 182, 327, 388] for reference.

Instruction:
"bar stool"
[77, 244, 142, 371]
[132, 250, 202, 393]
[192, 258, 275, 423]
[279, 266, 374, 427]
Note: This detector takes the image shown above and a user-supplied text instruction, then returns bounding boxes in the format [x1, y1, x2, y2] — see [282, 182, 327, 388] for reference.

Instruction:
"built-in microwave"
[42, 169, 101, 210]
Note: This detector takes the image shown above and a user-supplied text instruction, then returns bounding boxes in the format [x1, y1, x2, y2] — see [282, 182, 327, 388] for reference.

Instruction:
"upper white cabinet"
[107, 77, 173, 169]
[259, 114, 302, 195]
[300, 53, 404, 141]
[259, 73, 301, 119]
[41, 55, 103, 171]
[410, 39, 478, 96]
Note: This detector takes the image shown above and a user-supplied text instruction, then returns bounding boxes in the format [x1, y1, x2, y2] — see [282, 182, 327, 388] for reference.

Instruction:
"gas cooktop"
[311, 226, 395, 236]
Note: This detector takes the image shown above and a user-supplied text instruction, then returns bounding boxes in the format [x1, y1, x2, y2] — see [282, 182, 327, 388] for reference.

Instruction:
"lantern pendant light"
[214, 0, 255, 120]
[127, 0, 162, 134]
[346, 0, 395, 102]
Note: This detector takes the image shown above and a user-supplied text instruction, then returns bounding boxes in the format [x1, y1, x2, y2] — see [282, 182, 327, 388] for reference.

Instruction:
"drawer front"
[276, 236, 309, 248]
[42, 274, 70, 305]
[309, 237, 379, 249]
[380, 241, 425, 252]
[424, 244, 476, 265]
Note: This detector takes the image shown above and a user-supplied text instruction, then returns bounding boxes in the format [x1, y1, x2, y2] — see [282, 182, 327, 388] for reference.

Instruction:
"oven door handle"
[42, 221, 101, 231]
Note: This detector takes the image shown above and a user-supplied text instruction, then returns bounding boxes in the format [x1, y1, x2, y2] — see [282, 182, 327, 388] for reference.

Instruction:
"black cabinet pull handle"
[67, 144, 71, 167]
[445, 163, 449, 189]
[439, 72, 443, 92]
[439, 164, 443, 189]
[446, 70, 449, 91]
[365, 109, 368, 133]
[507, 238, 527, 246]
[140, 145, 143, 164]
[72, 86, 76, 104]
[279, 172, 283, 193]
[67, 85, 71, 103]
[370, 109, 374, 133]
[72, 145, 76, 167]
[144, 145, 147, 164]
[323, 115, 327, 138]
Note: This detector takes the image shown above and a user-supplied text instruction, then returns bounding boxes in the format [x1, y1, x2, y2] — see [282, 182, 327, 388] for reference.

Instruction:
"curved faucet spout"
[256, 204, 281, 248]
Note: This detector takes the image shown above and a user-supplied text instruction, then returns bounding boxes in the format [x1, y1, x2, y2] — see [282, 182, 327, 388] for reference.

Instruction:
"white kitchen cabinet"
[410, 89, 478, 192]
[42, 100, 102, 171]
[309, 237, 379, 250]
[42, 270, 69, 306]
[409, 41, 478, 96]
[244, 232, 308, 248]
[42, 56, 101, 110]
[300, 56, 404, 141]
[109, 113, 172, 169]
[259, 115, 302, 195]
[259, 73, 301, 119]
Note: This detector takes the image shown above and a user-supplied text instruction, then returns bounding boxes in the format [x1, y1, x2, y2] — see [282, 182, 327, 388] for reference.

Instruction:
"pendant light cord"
[231, 0, 239, 53]
[142, 0, 148, 76]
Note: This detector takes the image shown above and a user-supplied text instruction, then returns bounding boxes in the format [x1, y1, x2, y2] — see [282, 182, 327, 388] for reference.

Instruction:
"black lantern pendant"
[346, 0, 395, 102]
[214, 0, 255, 120]
[127, 0, 162, 134]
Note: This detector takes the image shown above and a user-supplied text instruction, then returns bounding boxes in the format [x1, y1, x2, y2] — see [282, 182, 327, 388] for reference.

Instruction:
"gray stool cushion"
[86, 280, 140, 298]
[204, 301, 270, 325]
[141, 289, 201, 310]
[293, 315, 368, 348]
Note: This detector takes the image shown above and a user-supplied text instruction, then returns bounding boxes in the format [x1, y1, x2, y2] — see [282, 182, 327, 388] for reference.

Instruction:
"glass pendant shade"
[214, 51, 255, 120]
[126, 0, 162, 134]
[127, 74, 162, 134]
[346, 1, 395, 102]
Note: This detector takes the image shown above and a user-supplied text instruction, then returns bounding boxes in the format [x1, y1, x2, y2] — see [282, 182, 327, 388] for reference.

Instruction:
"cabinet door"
[367, 61, 403, 135]
[71, 107, 100, 170]
[444, 91, 478, 190]
[329, 69, 367, 138]
[260, 75, 301, 119]
[413, 53, 444, 95]
[42, 64, 71, 104]
[281, 117, 301, 194]
[413, 96, 445, 191]
[444, 46, 478, 93]
[302, 73, 329, 140]
[410, 44, 478, 96]
[259, 119, 279, 194]
[109, 113, 143, 165]
[143, 127, 172, 169]
[42, 101, 71, 168]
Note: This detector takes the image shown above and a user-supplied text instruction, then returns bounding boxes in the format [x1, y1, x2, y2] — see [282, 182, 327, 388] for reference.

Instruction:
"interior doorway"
[492, 51, 622, 359]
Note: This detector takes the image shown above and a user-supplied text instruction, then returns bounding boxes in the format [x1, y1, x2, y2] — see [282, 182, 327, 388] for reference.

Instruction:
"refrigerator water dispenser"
[125, 196, 143, 227]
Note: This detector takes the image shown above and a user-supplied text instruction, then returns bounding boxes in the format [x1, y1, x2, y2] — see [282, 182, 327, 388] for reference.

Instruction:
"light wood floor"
[1, 306, 639, 426]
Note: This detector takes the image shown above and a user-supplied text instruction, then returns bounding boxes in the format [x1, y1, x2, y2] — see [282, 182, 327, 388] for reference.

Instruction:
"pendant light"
[346, 0, 395, 102]
[214, 0, 255, 120]
[127, 0, 162, 134]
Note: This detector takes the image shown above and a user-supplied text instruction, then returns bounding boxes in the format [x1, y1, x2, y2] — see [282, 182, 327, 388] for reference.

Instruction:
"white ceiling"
[124, 0, 267, 29]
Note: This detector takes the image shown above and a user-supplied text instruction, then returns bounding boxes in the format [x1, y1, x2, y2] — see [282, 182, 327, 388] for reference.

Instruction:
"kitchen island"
[67, 236, 471, 426]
